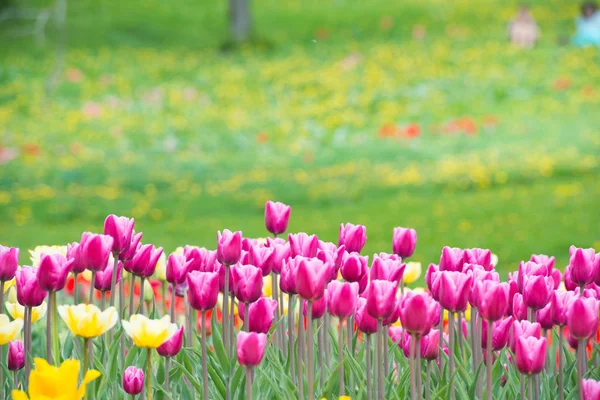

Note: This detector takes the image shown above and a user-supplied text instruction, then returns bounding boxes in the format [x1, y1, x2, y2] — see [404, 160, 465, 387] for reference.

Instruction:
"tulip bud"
[187, 271, 220, 311]
[567, 296, 599, 340]
[8, 340, 24, 370]
[0, 246, 19, 282]
[481, 317, 513, 351]
[217, 229, 243, 265]
[119, 231, 143, 262]
[511, 320, 541, 353]
[248, 245, 275, 277]
[66, 242, 87, 274]
[438, 271, 472, 313]
[515, 336, 547, 375]
[37, 253, 74, 292]
[512, 293, 527, 321]
[536, 302, 553, 330]
[104, 215, 135, 255]
[569, 247, 596, 287]
[16, 266, 47, 307]
[303, 295, 327, 320]
[355, 298, 378, 334]
[392, 227, 417, 259]
[366, 280, 398, 320]
[80, 232, 114, 272]
[122, 366, 144, 395]
[551, 290, 577, 326]
[266, 241, 290, 275]
[399, 291, 437, 336]
[239, 297, 277, 333]
[340, 252, 368, 283]
[296, 258, 329, 301]
[476, 280, 509, 322]
[166, 253, 193, 285]
[582, 379, 600, 400]
[232, 264, 264, 304]
[463, 248, 493, 271]
[95, 258, 122, 292]
[236, 331, 267, 366]
[288, 233, 319, 258]
[327, 281, 359, 318]
[126, 244, 164, 278]
[439, 246, 465, 272]
[523, 275, 554, 311]
[338, 223, 367, 253]
[264, 201, 291, 235]
[517, 261, 548, 293]
[370, 255, 405, 284]
[184, 246, 216, 273]
[157, 325, 184, 357]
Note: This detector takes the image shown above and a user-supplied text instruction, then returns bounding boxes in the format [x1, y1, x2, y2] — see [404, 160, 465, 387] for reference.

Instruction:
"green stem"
[558, 326, 564, 400]
[140, 277, 145, 316]
[0, 343, 4, 400]
[246, 366, 252, 400]
[425, 360, 431, 400]
[223, 265, 230, 357]
[409, 333, 416, 400]
[164, 357, 170, 393]
[46, 291, 53, 363]
[377, 319, 384, 400]
[288, 295, 295, 382]
[109, 252, 119, 307]
[51, 291, 60, 365]
[366, 334, 371, 400]
[416, 336, 422, 398]
[89, 272, 96, 305]
[244, 302, 250, 331]
[338, 318, 344, 396]
[24, 307, 31, 390]
[129, 274, 136, 317]
[307, 301, 314, 400]
[73, 274, 79, 304]
[147, 348, 153, 400]
[170, 288, 176, 323]
[449, 314, 455, 400]
[486, 320, 492, 400]
[83, 338, 90, 400]
[201, 311, 209, 400]
[297, 310, 304, 400]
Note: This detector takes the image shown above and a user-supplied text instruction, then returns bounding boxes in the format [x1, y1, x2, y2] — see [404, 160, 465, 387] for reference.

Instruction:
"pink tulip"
[506, 279, 519, 317]
[425, 264, 441, 301]
[381, 298, 400, 326]
[296, 258, 329, 301]
[125, 244, 164, 278]
[582, 379, 600, 400]
[551, 290, 577, 326]
[568, 333, 586, 350]
[103, 214, 135, 255]
[217, 229, 243, 265]
[95, 260, 122, 292]
[327, 281, 359, 318]
[366, 280, 398, 320]
[392, 227, 417, 259]
[37, 253, 74, 292]
[122, 366, 144, 395]
[184, 246, 216, 273]
[517, 261, 548, 293]
[187, 271, 220, 311]
[305, 294, 327, 319]
[264, 201, 291, 235]
[66, 242, 86, 274]
[511, 320, 541, 353]
[536, 303, 554, 330]
[338, 223, 367, 253]
[476, 280, 509, 322]
[280, 257, 302, 295]
[288, 233, 319, 258]
[466, 265, 500, 308]
[157, 325, 184, 357]
[232, 264, 263, 304]
[355, 298, 378, 334]
[340, 252, 368, 283]
[248, 245, 275, 277]
[8, 340, 24, 371]
[79, 232, 114, 272]
[530, 254, 555, 270]
[563, 266, 577, 291]
[119, 231, 143, 262]
[515, 336, 547, 375]
[0, 246, 19, 282]
[397, 328, 441, 360]
[438, 271, 472, 312]
[523, 275, 554, 310]
[236, 331, 267, 366]
[463, 248, 493, 271]
[389, 326, 410, 351]
[569, 246, 596, 287]
[399, 291, 437, 336]
[481, 317, 513, 351]
[166, 253, 193, 285]
[241, 238, 258, 252]
[266, 240, 290, 274]
[439, 246, 465, 272]
[239, 298, 278, 333]
[15, 266, 47, 307]
[567, 296, 599, 340]
[370, 255, 405, 283]
[512, 293, 527, 321]
[317, 241, 346, 271]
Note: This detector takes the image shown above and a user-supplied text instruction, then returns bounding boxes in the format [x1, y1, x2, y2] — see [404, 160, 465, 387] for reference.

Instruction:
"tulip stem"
[324, 312, 330, 368]
[288, 294, 296, 382]
[89, 272, 96, 305]
[188, 296, 195, 348]
[46, 290, 53, 363]
[519, 374, 525, 400]
[24, 306, 32, 390]
[383, 325, 389, 378]
[366, 334, 372, 400]
[448, 314, 455, 400]
[129, 274, 136, 318]
[409, 333, 416, 400]
[307, 301, 314, 400]
[338, 318, 344, 396]
[146, 348, 153, 400]
[101, 293, 106, 310]
[201, 311, 209, 400]
[246, 366, 252, 400]
[425, 360, 432, 400]
[437, 306, 445, 376]
[578, 340, 584, 400]
[278, 279, 285, 354]
[470, 310, 476, 376]
[347, 315, 354, 391]
[51, 291, 59, 365]
[164, 356, 170, 392]
[457, 311, 464, 361]
[271, 271, 281, 350]
[83, 338, 90, 400]
[229, 295, 235, 353]
[377, 319, 384, 400]
[170, 287, 176, 323]
[223, 265, 230, 358]
[297, 311, 304, 400]
[528, 375, 533, 400]
[0, 344, 3, 399]
[416, 336, 422, 398]
[317, 318, 324, 389]
[119, 272, 126, 372]
[73, 274, 79, 304]
[109, 252, 119, 307]
[486, 320, 492, 400]
[558, 326, 564, 400]
[244, 302, 250, 331]
[140, 277, 145, 316]
[13, 369, 18, 389]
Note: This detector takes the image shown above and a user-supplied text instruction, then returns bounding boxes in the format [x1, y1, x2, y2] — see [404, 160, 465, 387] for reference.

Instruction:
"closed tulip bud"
[481, 317, 513, 351]
[370, 255, 405, 284]
[327, 281, 359, 318]
[187, 271, 220, 311]
[248, 245, 275, 276]
[536, 302, 554, 330]
[288, 233, 319, 258]
[184, 246, 214, 273]
[296, 258, 330, 301]
[239, 297, 278, 333]
[551, 290, 577, 326]
[303, 295, 327, 320]
[241, 238, 257, 252]
[103, 214, 135, 255]
[420, 329, 441, 360]
[232, 264, 264, 304]
[567, 296, 599, 340]
[0, 246, 19, 282]
[317, 241, 346, 272]
[95, 259, 122, 292]
[511, 320, 541, 353]
[119, 231, 143, 262]
[157, 325, 184, 357]
[37, 253, 74, 292]
[463, 248, 493, 271]
[512, 293, 527, 321]
[217, 229, 243, 265]
[127, 244, 164, 278]
[340, 252, 368, 283]
[515, 336, 547, 375]
[476, 280, 509, 322]
[530, 254, 555, 271]
[366, 280, 398, 320]
[166, 253, 193, 285]
[79, 232, 114, 272]
[355, 297, 378, 334]
[564, 266, 578, 291]
[15, 266, 47, 307]
[523, 275, 554, 310]
[517, 261, 548, 293]
[338, 223, 367, 253]
[280, 257, 300, 295]
[569, 246, 596, 287]
[382, 299, 400, 326]
[236, 331, 267, 367]
[399, 291, 436, 336]
[392, 227, 417, 259]
[264, 201, 291, 235]
[8, 340, 24, 370]
[438, 271, 472, 312]
[266, 241, 290, 274]
[425, 264, 441, 301]
[66, 242, 87, 274]
[582, 379, 600, 400]
[439, 246, 465, 272]
[122, 366, 144, 395]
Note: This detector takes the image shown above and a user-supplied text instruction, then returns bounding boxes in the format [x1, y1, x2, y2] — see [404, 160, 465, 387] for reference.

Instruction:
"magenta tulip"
[264, 201, 291, 235]
[327, 281, 359, 318]
[338, 223, 367, 253]
[425, 264, 441, 300]
[295, 258, 329, 301]
[569, 246, 596, 287]
[119, 231, 143, 262]
[37, 253, 74, 292]
[248, 245, 275, 276]
[564, 266, 578, 291]
[515, 336, 547, 375]
[122, 366, 144, 395]
[523, 275, 554, 310]
[166, 253, 193, 285]
[512, 293, 527, 321]
[366, 280, 398, 320]
[392, 227, 417, 259]
[463, 248, 493, 271]
[94, 260, 122, 292]
[0, 246, 19, 281]
[236, 331, 267, 366]
[505, 279, 519, 317]
[126, 244, 163, 278]
[66, 242, 86, 274]
[241, 238, 257, 252]
[439, 246, 465, 272]
[79, 232, 114, 272]
[239, 298, 278, 333]
[15, 266, 47, 307]
[157, 325, 184, 357]
[582, 379, 600, 400]
[187, 271, 220, 311]
[288, 233, 319, 258]
[511, 320, 541, 353]
[551, 290, 577, 326]
[567, 296, 599, 340]
[340, 252, 368, 283]
[280, 257, 300, 295]
[568, 333, 585, 350]
[232, 264, 263, 304]
[355, 297, 378, 334]
[382, 298, 401, 326]
[184, 246, 216, 273]
[370, 255, 405, 283]
[476, 280, 509, 321]
[530, 254, 555, 271]
[8, 340, 24, 371]
[303, 295, 327, 320]
[217, 229, 243, 265]
[103, 214, 135, 255]
[398, 329, 441, 360]
[517, 261, 548, 293]
[317, 241, 346, 271]
[399, 291, 437, 336]
[438, 271, 472, 312]
[536, 303, 554, 330]
[481, 317, 513, 351]
[266, 240, 290, 274]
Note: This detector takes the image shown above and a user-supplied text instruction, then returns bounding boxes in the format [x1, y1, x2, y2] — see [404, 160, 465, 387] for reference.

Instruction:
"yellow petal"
[77, 369, 102, 398]
[0, 317, 23, 345]
[11, 390, 29, 400]
[403, 262, 422, 284]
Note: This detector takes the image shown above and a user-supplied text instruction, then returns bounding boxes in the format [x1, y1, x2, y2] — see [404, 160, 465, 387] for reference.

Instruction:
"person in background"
[509, 5, 540, 48]
[573, 2, 600, 46]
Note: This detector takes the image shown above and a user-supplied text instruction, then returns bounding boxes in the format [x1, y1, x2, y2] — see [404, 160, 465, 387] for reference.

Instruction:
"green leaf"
[211, 310, 231, 376]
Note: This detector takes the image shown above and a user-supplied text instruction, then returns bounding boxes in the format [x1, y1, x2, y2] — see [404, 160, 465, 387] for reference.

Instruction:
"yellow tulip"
[29, 246, 67, 266]
[57, 304, 118, 339]
[122, 314, 178, 349]
[403, 262, 422, 284]
[262, 275, 273, 298]
[0, 314, 23, 345]
[12, 358, 100, 400]
[3, 278, 15, 293]
[152, 252, 167, 281]
[5, 302, 47, 323]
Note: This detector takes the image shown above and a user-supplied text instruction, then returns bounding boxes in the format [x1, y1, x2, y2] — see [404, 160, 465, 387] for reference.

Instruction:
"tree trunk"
[229, 0, 251, 43]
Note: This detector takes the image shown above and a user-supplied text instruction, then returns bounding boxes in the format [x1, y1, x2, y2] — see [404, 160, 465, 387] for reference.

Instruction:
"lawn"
[0, 0, 599, 280]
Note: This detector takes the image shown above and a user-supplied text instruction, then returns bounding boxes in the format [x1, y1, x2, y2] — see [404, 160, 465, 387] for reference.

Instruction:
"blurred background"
[0, 0, 599, 279]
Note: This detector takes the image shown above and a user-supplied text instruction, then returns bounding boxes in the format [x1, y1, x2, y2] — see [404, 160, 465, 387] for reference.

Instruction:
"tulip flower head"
[217, 230, 243, 265]
[340, 252, 369, 283]
[122, 366, 145, 396]
[569, 246, 596, 287]
[187, 271, 220, 311]
[58, 304, 118, 338]
[266, 240, 290, 274]
[399, 291, 437, 337]
[8, 340, 25, 371]
[511, 320, 541, 353]
[122, 314, 178, 349]
[15, 266, 47, 307]
[248, 245, 275, 276]
[355, 297, 378, 334]
[438, 271, 472, 312]
[126, 244, 164, 278]
[481, 317, 513, 350]
[370, 255, 405, 284]
[37, 253, 74, 292]
[119, 231, 143, 262]
[439, 246, 465, 272]
[392, 227, 417, 259]
[232, 263, 264, 304]
[157, 325, 184, 357]
[166, 253, 193, 285]
[551, 290, 577, 326]
[66, 242, 87, 275]
[239, 297, 278, 333]
[280, 257, 300, 295]
[94, 258, 122, 292]
[0, 314, 23, 345]
[296, 257, 330, 301]
[0, 245, 19, 282]
[264, 201, 291, 235]
[582, 379, 600, 400]
[79, 232, 114, 272]
[517, 261, 549, 293]
[567, 296, 599, 340]
[515, 336, 547, 375]
[536, 302, 554, 330]
[338, 223, 367, 253]
[476, 280, 509, 322]
[5, 301, 47, 323]
[327, 280, 359, 318]
[463, 248, 493, 271]
[288, 233, 319, 258]
[303, 295, 327, 320]
[366, 279, 398, 320]
[523, 275, 554, 311]
[237, 331, 267, 367]
[103, 214, 135, 255]
[512, 293, 527, 321]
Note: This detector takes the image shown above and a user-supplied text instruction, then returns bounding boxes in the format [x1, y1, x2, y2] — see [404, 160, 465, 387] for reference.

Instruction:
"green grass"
[0, 0, 599, 280]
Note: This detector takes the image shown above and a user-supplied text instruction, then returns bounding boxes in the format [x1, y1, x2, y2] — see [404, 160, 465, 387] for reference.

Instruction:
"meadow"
[1, 0, 599, 279]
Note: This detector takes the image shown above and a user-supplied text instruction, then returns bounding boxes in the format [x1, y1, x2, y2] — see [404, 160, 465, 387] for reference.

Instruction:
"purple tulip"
[237, 331, 267, 366]
[166, 253, 193, 285]
[288, 233, 319, 258]
[392, 227, 417, 259]
[536, 302, 554, 330]
[515, 336, 547, 375]
[15, 266, 47, 307]
[340, 252, 368, 283]
[530, 254, 555, 271]
[8, 340, 24, 371]
[280, 257, 300, 295]
[439, 246, 465, 272]
[266, 240, 290, 274]
[122, 366, 144, 395]
[327, 281, 359, 318]
[303, 295, 327, 320]
[582, 379, 600, 400]
[157, 325, 184, 357]
[370, 255, 405, 283]
[511, 320, 541, 353]
[425, 264, 441, 301]
[481, 317, 513, 350]
[264, 201, 291, 235]
[569, 246, 596, 287]
[296, 258, 330, 301]
[463, 248, 493, 271]
[79, 232, 114, 272]
[517, 261, 548, 293]
[366, 280, 398, 320]
[398, 328, 441, 360]
[239, 298, 278, 333]
[438, 271, 472, 313]
[567, 296, 599, 340]
[355, 297, 378, 334]
[523, 275, 554, 310]
[184, 246, 216, 273]
[232, 264, 263, 304]
[382, 298, 401, 326]
[103, 214, 135, 255]
[248, 245, 275, 277]
[187, 271, 220, 311]
[476, 280, 509, 322]
[66, 242, 86, 274]
[551, 290, 577, 326]
[512, 293, 527, 321]
[119, 231, 143, 262]
[399, 291, 437, 337]
[37, 253, 74, 292]
[95, 260, 122, 292]
[338, 223, 367, 253]
[217, 229, 243, 265]
[126, 244, 163, 278]
[0, 246, 19, 282]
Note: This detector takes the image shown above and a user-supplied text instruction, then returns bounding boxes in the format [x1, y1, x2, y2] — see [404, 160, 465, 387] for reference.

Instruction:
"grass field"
[1, 0, 599, 280]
